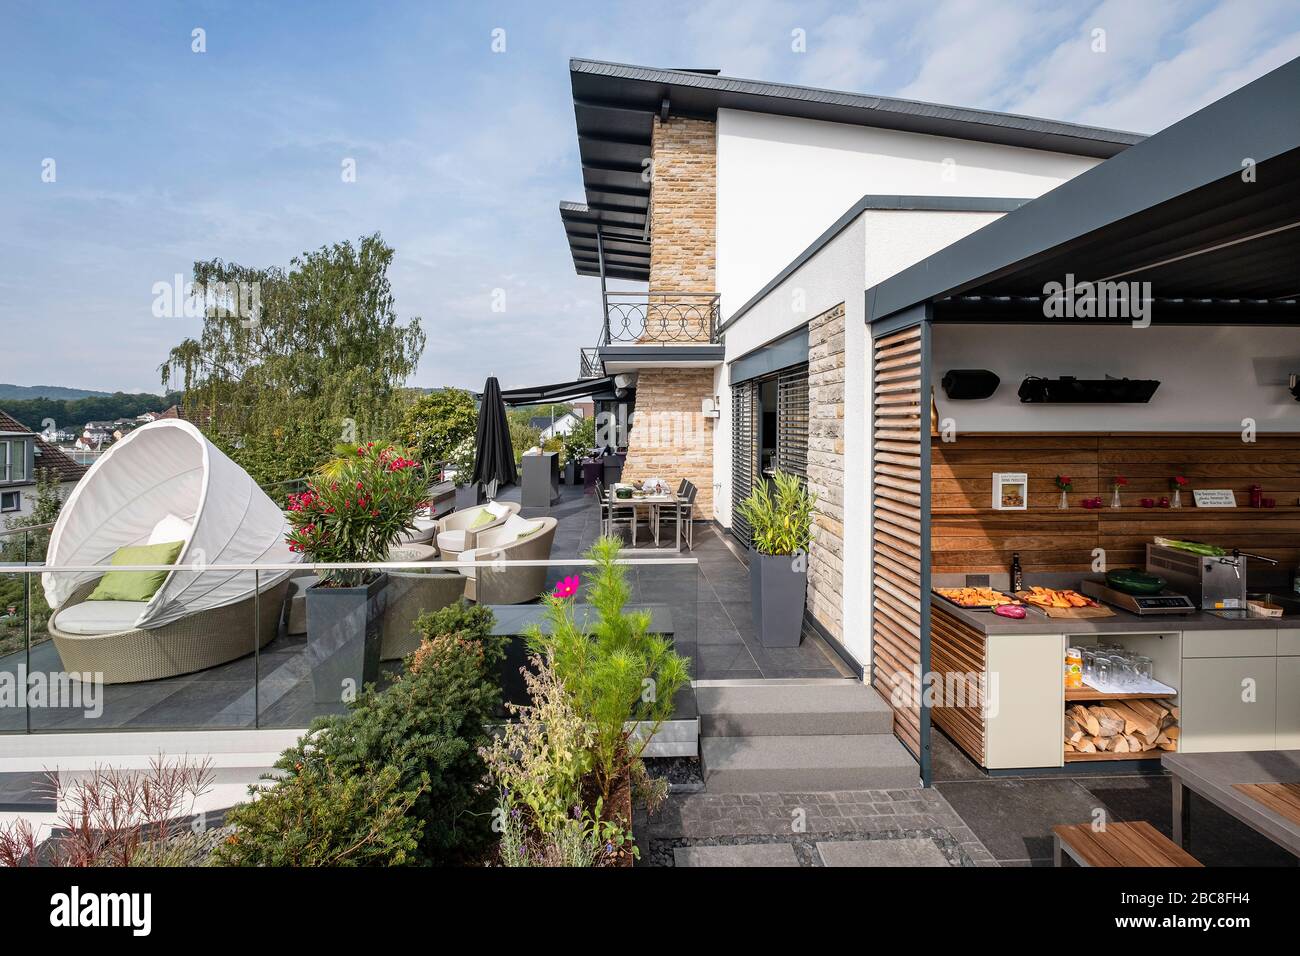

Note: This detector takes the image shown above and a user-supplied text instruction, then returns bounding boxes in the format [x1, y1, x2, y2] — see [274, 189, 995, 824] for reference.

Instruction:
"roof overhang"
[560, 58, 1144, 282]
[597, 344, 725, 374]
[865, 57, 1300, 326]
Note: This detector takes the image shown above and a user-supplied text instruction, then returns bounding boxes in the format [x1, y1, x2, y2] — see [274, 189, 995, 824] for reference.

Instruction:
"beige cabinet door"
[1180, 656, 1276, 753]
[984, 633, 1065, 769]
[1277, 657, 1300, 750]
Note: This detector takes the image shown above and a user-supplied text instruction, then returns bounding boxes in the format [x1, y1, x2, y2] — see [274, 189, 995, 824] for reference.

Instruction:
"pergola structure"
[862, 57, 1300, 784]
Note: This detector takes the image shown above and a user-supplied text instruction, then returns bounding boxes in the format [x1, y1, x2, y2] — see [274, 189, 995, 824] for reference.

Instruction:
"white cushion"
[147, 513, 192, 546]
[437, 530, 468, 553]
[485, 500, 509, 519]
[501, 514, 541, 540]
[55, 601, 149, 636]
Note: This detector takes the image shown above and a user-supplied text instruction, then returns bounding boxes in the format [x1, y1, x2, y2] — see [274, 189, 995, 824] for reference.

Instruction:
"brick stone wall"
[649, 115, 716, 294]
[807, 303, 846, 638]
[621, 367, 716, 520]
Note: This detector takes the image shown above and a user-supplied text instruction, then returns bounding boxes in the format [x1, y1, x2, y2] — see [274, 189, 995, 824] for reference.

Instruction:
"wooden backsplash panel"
[931, 434, 1300, 574]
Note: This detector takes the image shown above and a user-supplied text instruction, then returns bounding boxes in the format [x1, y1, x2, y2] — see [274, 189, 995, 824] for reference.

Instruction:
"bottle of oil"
[1010, 552, 1024, 593]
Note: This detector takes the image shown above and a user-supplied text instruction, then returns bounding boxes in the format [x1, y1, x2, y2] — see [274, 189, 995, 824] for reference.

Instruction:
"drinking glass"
[1133, 656, 1154, 686]
[1094, 657, 1113, 690]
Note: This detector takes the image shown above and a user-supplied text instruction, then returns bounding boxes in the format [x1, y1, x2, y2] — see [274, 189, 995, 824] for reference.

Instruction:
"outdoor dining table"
[1163, 750, 1300, 858]
[607, 489, 684, 550]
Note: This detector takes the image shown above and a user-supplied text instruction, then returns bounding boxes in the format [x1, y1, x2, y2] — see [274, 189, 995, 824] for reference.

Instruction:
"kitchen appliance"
[1081, 579, 1197, 615]
[1145, 543, 1279, 611]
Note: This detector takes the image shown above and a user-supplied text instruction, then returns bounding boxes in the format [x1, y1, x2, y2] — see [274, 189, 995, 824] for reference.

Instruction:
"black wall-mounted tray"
[1018, 376, 1160, 404]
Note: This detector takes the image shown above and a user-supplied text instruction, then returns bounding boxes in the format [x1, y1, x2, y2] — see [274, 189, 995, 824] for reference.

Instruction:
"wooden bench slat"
[1053, 821, 1201, 867]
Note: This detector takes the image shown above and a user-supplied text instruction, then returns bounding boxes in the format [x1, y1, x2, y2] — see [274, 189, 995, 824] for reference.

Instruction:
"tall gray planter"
[749, 551, 806, 647]
[306, 574, 388, 707]
[455, 483, 483, 511]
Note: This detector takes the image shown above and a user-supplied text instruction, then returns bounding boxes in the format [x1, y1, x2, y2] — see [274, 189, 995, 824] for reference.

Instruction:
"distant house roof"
[0, 408, 87, 482]
[0, 410, 33, 435]
[33, 436, 89, 483]
[529, 416, 554, 430]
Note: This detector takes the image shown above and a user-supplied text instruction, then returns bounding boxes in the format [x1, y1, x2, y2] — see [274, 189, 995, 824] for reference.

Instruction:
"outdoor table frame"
[605, 489, 684, 550]
[1163, 750, 1300, 858]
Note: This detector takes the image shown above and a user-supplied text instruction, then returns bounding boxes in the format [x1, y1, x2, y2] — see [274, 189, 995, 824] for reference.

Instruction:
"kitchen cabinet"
[984, 632, 1065, 769]
[1278, 655, 1300, 750]
[1180, 656, 1277, 753]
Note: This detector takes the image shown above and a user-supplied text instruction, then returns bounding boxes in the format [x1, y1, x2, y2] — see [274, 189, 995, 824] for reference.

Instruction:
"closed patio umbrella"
[472, 376, 517, 497]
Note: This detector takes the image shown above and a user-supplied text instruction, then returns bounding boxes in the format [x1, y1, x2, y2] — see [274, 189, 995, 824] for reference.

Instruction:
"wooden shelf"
[1066, 687, 1177, 702]
[1065, 750, 1164, 763]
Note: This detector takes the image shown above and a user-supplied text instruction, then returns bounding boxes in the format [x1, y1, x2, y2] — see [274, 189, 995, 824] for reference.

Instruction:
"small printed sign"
[1192, 489, 1237, 508]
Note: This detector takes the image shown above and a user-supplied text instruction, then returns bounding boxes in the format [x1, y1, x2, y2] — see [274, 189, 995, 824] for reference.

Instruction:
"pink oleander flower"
[553, 575, 580, 599]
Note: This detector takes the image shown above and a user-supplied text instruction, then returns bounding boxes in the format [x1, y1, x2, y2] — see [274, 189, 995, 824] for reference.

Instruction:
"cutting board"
[1015, 593, 1115, 619]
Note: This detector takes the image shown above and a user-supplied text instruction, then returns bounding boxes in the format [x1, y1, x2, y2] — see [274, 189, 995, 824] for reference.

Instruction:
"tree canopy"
[160, 233, 425, 486]
[397, 388, 478, 465]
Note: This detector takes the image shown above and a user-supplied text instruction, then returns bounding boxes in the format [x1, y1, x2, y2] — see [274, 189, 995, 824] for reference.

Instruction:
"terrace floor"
[504, 481, 855, 682]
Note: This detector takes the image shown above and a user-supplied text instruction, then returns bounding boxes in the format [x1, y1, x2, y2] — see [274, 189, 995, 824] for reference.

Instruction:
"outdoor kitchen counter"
[935, 601, 1294, 636]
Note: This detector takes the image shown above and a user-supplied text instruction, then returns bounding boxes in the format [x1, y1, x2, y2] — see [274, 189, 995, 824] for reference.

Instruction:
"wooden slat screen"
[932, 433, 1300, 573]
[870, 325, 924, 756]
[776, 362, 809, 478]
[930, 608, 987, 764]
[731, 380, 757, 547]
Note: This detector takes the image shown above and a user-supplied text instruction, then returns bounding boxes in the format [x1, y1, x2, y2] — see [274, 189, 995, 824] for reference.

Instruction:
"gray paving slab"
[673, 842, 801, 867]
[816, 837, 953, 867]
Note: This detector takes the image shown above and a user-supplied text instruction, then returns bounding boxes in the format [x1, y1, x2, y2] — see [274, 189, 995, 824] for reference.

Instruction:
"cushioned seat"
[437, 530, 468, 554]
[53, 601, 149, 636]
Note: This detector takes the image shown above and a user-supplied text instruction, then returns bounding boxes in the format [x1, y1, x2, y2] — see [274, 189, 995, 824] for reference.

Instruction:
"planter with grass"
[734, 471, 817, 648]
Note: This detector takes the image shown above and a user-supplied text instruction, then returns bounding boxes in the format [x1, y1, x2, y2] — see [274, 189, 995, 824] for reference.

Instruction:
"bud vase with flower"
[1054, 474, 1072, 510]
[1111, 476, 1128, 508]
[1169, 475, 1187, 508]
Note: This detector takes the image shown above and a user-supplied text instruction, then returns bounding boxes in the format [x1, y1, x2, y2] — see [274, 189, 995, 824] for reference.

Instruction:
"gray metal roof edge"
[719, 195, 1031, 332]
[862, 55, 1300, 324]
[597, 344, 724, 359]
[569, 58, 1145, 152]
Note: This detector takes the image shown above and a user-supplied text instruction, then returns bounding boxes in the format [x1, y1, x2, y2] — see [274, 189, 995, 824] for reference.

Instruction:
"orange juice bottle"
[1065, 648, 1083, 689]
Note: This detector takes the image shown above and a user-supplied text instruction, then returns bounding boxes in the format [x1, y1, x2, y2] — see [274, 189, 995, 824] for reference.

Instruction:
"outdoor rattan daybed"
[42, 419, 300, 683]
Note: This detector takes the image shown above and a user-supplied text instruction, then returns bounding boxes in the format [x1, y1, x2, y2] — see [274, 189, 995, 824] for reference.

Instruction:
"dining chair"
[659, 480, 698, 550]
[597, 479, 637, 542]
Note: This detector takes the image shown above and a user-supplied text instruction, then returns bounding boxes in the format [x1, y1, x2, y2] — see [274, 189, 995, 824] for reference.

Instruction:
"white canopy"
[43, 419, 300, 629]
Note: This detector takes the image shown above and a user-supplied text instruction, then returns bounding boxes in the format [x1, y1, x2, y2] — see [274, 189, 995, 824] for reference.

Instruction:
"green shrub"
[218, 600, 505, 867]
[525, 536, 689, 812]
[213, 762, 423, 867]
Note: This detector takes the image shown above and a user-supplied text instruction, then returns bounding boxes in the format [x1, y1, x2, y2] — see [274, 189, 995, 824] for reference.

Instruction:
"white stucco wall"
[934, 324, 1300, 432]
[715, 108, 1101, 316]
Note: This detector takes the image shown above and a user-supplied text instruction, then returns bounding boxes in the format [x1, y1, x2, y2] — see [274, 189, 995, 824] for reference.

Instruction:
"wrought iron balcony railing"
[579, 347, 601, 379]
[602, 291, 720, 344]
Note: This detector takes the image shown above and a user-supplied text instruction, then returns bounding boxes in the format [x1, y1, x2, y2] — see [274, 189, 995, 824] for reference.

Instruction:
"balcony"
[581, 291, 724, 377]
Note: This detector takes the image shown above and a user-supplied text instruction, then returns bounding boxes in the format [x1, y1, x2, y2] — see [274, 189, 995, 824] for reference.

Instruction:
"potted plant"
[447, 437, 481, 511]
[559, 416, 596, 486]
[286, 442, 429, 704]
[735, 470, 818, 647]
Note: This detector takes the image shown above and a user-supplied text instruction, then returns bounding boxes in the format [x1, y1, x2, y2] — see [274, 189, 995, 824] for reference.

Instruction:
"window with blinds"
[776, 362, 809, 478]
[730, 381, 756, 547]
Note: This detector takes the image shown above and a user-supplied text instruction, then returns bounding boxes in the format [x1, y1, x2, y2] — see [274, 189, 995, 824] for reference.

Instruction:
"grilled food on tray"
[934, 586, 1019, 608]
[1018, 586, 1100, 609]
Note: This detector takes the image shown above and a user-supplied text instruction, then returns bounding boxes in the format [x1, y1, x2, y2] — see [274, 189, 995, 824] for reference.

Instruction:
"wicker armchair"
[379, 570, 468, 660]
[435, 501, 521, 561]
[457, 517, 557, 604]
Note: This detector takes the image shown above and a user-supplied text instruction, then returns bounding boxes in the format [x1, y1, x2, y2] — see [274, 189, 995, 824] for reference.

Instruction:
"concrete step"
[701, 733, 920, 793]
[696, 681, 893, 737]
[673, 843, 800, 867]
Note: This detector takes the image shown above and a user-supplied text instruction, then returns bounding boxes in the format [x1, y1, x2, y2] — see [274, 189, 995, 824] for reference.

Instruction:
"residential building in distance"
[0, 409, 90, 518]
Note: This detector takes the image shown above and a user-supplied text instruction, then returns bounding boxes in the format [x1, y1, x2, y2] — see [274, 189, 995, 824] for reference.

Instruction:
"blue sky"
[3, 0, 1299, 395]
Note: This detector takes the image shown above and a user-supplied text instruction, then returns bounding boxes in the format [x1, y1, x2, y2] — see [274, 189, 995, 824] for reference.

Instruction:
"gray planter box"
[306, 574, 388, 707]
[749, 551, 807, 647]
[455, 483, 483, 511]
[562, 460, 577, 485]
[522, 451, 560, 508]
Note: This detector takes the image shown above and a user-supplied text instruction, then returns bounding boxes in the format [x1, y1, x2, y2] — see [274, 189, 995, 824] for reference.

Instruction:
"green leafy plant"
[525, 536, 689, 813]
[398, 388, 478, 466]
[219, 601, 505, 867]
[560, 414, 596, 464]
[733, 470, 817, 556]
[214, 762, 424, 867]
[284, 442, 430, 586]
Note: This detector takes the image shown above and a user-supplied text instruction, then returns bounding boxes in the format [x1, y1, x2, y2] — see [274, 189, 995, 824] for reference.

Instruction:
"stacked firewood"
[1064, 700, 1179, 755]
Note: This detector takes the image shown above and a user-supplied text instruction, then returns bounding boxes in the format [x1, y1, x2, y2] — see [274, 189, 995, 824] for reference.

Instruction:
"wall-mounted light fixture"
[701, 396, 721, 418]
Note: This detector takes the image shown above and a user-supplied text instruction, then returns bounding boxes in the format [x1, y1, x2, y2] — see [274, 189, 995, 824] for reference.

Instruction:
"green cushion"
[468, 508, 495, 530]
[515, 522, 542, 540]
[86, 540, 185, 602]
